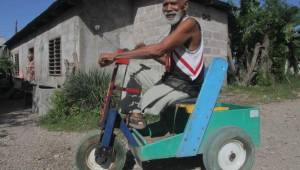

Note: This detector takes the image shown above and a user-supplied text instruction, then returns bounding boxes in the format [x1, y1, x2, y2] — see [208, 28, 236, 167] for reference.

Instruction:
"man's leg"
[128, 82, 190, 129]
[141, 83, 190, 115]
[119, 60, 164, 114]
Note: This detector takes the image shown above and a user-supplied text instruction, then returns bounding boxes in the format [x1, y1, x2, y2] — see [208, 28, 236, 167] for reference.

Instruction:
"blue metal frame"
[101, 108, 118, 147]
[120, 120, 139, 147]
[176, 57, 228, 157]
[100, 108, 139, 148]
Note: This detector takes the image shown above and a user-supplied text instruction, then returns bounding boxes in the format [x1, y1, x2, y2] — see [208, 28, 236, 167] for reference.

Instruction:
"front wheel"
[203, 127, 255, 170]
[75, 130, 128, 170]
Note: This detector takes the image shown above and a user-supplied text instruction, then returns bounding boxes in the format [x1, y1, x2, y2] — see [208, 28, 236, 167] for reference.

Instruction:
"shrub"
[40, 69, 119, 131]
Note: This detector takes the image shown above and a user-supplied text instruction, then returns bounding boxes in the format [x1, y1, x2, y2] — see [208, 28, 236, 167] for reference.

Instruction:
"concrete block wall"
[132, 1, 228, 65]
[78, 0, 134, 72]
[189, 2, 228, 64]
[130, 1, 170, 78]
[32, 86, 56, 116]
[133, 1, 170, 45]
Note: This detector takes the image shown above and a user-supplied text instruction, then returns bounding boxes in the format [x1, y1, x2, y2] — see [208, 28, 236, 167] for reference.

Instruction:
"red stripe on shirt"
[173, 50, 204, 75]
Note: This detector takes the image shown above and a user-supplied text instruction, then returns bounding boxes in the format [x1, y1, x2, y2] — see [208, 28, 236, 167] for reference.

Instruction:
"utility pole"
[15, 20, 18, 33]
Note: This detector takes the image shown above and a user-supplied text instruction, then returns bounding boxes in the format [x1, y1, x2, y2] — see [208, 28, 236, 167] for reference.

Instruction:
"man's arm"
[99, 18, 198, 66]
[134, 42, 167, 65]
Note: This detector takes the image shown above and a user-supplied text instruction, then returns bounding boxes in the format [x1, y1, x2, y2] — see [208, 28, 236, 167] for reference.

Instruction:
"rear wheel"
[203, 127, 255, 170]
[75, 130, 128, 170]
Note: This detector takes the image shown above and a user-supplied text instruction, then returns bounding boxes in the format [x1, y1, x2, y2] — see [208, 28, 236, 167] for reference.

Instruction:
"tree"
[284, 11, 300, 74]
[0, 47, 14, 72]
[227, 0, 300, 86]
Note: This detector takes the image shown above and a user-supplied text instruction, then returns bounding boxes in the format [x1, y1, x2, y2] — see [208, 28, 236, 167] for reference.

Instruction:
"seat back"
[176, 57, 228, 157]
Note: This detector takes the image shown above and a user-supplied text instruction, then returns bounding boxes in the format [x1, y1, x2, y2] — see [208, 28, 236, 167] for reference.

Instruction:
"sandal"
[128, 112, 147, 129]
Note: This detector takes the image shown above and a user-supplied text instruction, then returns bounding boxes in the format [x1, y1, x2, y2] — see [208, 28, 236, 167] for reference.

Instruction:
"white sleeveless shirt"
[169, 16, 204, 81]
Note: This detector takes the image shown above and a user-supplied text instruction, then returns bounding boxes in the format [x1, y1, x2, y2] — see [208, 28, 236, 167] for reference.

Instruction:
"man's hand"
[134, 42, 146, 49]
[98, 53, 116, 67]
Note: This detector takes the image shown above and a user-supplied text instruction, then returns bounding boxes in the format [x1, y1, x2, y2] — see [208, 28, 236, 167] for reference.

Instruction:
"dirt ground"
[0, 98, 300, 170]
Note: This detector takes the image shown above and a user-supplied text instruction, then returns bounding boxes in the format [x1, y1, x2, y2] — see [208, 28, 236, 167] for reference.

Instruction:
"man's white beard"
[164, 10, 184, 25]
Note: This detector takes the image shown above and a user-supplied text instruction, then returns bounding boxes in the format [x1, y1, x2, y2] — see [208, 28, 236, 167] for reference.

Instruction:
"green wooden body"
[130, 103, 260, 161]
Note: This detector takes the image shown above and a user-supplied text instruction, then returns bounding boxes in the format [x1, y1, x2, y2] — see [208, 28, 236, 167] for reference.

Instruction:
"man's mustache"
[164, 11, 178, 16]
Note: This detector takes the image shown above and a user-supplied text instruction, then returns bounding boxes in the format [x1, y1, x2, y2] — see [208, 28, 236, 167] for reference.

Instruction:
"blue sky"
[0, 0, 54, 39]
[0, 0, 299, 40]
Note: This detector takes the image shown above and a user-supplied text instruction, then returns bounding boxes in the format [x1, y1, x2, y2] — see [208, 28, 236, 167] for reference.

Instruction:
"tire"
[75, 130, 128, 170]
[203, 127, 255, 170]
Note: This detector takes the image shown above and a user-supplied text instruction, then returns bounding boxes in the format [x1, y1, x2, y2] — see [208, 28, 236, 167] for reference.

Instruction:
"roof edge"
[192, 0, 232, 11]
[5, 0, 78, 49]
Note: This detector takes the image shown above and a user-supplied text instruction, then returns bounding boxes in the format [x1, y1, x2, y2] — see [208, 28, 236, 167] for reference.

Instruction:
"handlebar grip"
[124, 88, 141, 94]
[115, 49, 129, 65]
[115, 58, 129, 65]
[115, 86, 141, 94]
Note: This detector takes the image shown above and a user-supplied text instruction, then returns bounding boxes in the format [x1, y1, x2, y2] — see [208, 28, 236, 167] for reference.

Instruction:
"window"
[14, 53, 19, 75]
[28, 47, 34, 56]
[49, 37, 61, 76]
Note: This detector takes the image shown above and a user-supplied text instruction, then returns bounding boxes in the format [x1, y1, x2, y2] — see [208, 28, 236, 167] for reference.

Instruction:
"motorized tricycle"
[75, 56, 260, 170]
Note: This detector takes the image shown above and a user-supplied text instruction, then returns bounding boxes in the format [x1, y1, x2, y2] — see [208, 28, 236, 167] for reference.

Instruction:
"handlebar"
[114, 58, 129, 65]
[114, 49, 129, 65]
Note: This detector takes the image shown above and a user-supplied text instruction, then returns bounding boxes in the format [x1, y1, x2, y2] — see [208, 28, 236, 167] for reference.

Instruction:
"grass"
[220, 76, 300, 105]
[39, 108, 99, 131]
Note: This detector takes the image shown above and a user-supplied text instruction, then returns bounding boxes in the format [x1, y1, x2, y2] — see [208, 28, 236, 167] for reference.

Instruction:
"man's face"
[162, 0, 187, 25]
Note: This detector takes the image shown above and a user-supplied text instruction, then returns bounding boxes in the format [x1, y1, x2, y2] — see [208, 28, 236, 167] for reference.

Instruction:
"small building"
[5, 0, 230, 115]
[0, 36, 5, 46]
[0, 36, 6, 55]
[0, 37, 6, 54]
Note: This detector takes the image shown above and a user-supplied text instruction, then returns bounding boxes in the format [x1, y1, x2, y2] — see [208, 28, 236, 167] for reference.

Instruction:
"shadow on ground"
[142, 155, 205, 170]
[0, 99, 33, 128]
[123, 153, 205, 170]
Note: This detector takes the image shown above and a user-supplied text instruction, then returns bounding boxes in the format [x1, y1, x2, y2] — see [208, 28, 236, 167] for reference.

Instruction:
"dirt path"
[253, 99, 300, 170]
[0, 99, 83, 170]
[0, 98, 300, 170]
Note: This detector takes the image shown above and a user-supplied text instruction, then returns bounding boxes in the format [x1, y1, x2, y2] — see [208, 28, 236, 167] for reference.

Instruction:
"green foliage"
[256, 71, 273, 86]
[229, 0, 300, 86]
[62, 69, 115, 110]
[42, 90, 69, 122]
[0, 48, 14, 73]
[40, 69, 119, 131]
[269, 43, 288, 81]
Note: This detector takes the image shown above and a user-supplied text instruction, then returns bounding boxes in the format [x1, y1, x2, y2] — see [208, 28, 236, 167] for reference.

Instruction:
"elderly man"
[99, 0, 205, 129]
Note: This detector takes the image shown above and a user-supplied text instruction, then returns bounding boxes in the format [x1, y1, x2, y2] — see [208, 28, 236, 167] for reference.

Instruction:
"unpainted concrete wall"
[10, 9, 80, 87]
[132, 0, 228, 64]
[78, 0, 134, 73]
